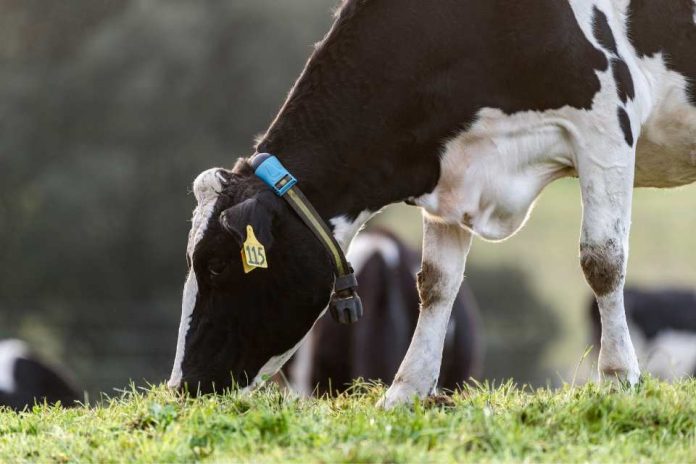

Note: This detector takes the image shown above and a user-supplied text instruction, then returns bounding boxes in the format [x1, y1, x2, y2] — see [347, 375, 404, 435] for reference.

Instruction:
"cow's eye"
[208, 259, 227, 276]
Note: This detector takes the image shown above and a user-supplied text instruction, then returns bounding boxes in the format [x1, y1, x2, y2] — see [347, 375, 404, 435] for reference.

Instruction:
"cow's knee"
[417, 261, 444, 308]
[580, 239, 625, 297]
[417, 260, 462, 309]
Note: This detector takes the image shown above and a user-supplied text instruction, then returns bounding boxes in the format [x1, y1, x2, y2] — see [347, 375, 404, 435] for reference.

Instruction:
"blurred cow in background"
[287, 230, 483, 395]
[590, 289, 696, 380]
[0, 340, 80, 411]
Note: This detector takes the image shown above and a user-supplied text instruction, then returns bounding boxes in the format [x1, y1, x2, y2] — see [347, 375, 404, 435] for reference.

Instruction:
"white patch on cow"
[346, 232, 400, 274]
[188, 169, 226, 257]
[287, 330, 315, 396]
[693, 0, 696, 25]
[0, 340, 29, 393]
[330, 210, 374, 251]
[413, 191, 438, 212]
[608, 0, 630, 16]
[633, 53, 696, 187]
[423, 107, 583, 241]
[643, 331, 696, 380]
[168, 271, 199, 388]
[168, 168, 226, 389]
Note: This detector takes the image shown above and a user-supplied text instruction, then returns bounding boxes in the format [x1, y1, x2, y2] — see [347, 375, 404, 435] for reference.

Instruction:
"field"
[1, 378, 695, 463]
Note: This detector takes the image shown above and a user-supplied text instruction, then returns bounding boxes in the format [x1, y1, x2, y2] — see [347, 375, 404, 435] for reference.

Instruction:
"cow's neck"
[255, 130, 386, 250]
[255, 3, 447, 227]
[255, 100, 440, 227]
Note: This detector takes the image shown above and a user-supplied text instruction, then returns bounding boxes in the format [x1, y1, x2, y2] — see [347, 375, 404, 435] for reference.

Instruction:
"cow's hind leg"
[379, 218, 472, 408]
[578, 140, 640, 385]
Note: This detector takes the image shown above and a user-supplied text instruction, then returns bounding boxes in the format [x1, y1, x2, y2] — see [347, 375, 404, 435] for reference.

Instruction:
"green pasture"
[1, 378, 694, 463]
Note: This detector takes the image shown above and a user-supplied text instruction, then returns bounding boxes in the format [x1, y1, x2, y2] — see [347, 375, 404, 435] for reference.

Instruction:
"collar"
[250, 153, 363, 324]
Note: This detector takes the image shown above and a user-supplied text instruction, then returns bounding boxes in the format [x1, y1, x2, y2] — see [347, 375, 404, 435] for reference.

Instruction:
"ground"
[0, 378, 694, 462]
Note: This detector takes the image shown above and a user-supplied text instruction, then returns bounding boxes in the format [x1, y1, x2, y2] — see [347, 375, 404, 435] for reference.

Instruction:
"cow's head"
[167, 161, 334, 395]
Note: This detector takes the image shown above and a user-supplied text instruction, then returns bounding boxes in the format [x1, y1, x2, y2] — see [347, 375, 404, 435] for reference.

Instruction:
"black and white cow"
[287, 229, 482, 395]
[590, 288, 696, 380]
[169, 0, 696, 407]
[0, 340, 80, 411]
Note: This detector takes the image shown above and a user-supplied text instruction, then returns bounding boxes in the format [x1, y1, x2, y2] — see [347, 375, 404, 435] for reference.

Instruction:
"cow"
[0, 339, 80, 411]
[590, 288, 696, 380]
[287, 229, 482, 396]
[168, 0, 696, 407]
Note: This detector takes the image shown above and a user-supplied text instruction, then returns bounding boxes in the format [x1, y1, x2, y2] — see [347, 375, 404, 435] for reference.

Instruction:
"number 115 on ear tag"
[241, 225, 268, 274]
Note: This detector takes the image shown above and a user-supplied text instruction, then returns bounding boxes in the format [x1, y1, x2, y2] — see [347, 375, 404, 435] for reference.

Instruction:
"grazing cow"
[590, 289, 696, 380]
[0, 340, 80, 411]
[169, 0, 696, 407]
[287, 229, 482, 395]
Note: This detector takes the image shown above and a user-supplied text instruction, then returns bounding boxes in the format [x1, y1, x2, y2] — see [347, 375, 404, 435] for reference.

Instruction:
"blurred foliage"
[0, 0, 338, 394]
[465, 265, 559, 385]
[0, 0, 335, 303]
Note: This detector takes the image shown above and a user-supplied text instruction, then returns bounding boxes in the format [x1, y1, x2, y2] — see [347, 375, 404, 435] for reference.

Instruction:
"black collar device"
[251, 153, 363, 324]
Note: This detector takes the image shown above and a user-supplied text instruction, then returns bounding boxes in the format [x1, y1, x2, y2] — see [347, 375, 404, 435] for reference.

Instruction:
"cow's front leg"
[578, 143, 640, 385]
[379, 219, 472, 408]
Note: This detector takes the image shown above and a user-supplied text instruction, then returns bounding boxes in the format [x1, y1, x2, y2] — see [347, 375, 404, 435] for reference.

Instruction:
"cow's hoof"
[599, 357, 640, 387]
[598, 339, 640, 387]
[599, 367, 641, 388]
[377, 383, 422, 409]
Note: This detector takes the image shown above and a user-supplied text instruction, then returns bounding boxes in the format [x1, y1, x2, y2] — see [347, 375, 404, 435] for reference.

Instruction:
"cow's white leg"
[578, 140, 640, 385]
[378, 218, 472, 408]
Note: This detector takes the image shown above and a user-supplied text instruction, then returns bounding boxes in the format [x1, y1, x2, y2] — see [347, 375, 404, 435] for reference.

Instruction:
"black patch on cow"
[628, 0, 696, 105]
[257, 0, 609, 220]
[592, 6, 619, 56]
[0, 357, 79, 411]
[418, 261, 444, 308]
[624, 289, 696, 339]
[617, 107, 634, 146]
[612, 59, 635, 103]
[590, 288, 696, 347]
[592, 7, 636, 105]
[580, 239, 625, 296]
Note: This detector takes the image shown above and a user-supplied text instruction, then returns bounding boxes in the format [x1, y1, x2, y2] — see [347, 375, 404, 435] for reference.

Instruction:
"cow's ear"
[219, 193, 279, 248]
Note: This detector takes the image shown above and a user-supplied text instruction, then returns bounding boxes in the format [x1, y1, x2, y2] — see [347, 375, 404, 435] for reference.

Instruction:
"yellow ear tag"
[241, 225, 268, 274]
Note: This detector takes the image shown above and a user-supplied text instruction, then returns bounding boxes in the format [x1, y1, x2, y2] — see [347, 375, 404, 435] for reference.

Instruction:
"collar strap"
[251, 153, 363, 324]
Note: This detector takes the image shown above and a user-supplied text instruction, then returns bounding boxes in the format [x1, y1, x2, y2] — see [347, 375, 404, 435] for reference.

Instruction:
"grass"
[1, 377, 695, 463]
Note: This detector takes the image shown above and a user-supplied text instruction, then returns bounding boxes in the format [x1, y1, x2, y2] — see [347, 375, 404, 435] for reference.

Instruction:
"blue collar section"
[248, 152, 364, 324]
[251, 153, 297, 196]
